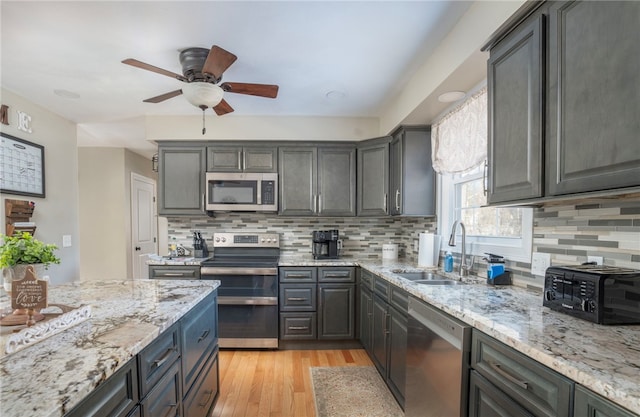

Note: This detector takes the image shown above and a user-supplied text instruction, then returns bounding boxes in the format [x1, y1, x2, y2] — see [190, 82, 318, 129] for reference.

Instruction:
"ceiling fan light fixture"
[182, 82, 224, 108]
[438, 91, 466, 103]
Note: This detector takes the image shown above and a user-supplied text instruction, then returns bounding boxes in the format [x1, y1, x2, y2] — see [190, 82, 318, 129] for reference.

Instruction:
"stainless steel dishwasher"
[405, 296, 471, 417]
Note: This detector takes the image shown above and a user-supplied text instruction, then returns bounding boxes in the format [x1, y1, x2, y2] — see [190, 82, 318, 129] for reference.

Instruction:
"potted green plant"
[0, 232, 60, 287]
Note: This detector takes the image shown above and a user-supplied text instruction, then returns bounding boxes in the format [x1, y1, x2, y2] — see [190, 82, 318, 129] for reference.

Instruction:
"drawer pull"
[153, 347, 176, 368]
[163, 273, 186, 277]
[289, 326, 309, 330]
[287, 297, 308, 301]
[197, 329, 211, 343]
[199, 389, 214, 407]
[286, 274, 309, 278]
[324, 273, 348, 277]
[489, 361, 529, 390]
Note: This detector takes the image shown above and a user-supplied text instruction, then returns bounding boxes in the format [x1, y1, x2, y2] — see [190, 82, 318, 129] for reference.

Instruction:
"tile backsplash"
[166, 195, 639, 290]
[166, 214, 437, 259]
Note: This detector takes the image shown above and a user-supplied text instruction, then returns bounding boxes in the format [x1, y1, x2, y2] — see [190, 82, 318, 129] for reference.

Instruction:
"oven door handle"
[218, 296, 278, 306]
[201, 267, 278, 276]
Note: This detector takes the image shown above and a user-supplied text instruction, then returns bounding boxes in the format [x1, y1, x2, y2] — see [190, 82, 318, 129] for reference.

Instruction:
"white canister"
[382, 242, 399, 260]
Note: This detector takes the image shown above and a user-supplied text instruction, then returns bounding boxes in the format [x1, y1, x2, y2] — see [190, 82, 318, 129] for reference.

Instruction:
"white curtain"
[431, 87, 487, 174]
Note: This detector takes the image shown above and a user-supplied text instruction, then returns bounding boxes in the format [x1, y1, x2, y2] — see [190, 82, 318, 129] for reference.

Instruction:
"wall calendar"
[0, 132, 45, 198]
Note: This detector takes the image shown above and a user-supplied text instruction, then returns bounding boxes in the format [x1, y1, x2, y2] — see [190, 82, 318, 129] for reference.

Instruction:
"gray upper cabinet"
[279, 145, 356, 216]
[546, 1, 640, 195]
[357, 137, 390, 216]
[389, 126, 436, 216]
[487, 14, 544, 204]
[158, 144, 206, 216]
[206, 145, 277, 172]
[486, 1, 640, 204]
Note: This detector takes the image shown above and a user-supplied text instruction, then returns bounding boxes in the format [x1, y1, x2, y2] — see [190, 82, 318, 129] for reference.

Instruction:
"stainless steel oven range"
[200, 232, 280, 349]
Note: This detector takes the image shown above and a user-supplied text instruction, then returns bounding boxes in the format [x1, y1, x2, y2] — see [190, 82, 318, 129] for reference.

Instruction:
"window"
[438, 165, 532, 263]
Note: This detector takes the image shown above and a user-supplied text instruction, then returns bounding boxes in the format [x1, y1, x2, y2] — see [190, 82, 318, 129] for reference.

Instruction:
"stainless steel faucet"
[448, 221, 473, 276]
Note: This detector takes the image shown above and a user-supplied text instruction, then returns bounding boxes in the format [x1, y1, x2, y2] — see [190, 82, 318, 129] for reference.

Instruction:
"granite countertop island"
[0, 279, 220, 417]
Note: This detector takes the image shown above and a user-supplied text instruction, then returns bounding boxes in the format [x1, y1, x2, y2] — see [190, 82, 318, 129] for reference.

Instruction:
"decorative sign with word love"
[11, 266, 48, 312]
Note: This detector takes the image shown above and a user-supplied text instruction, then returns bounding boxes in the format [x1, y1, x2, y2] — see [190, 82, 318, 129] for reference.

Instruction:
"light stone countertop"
[140, 254, 640, 414]
[0, 279, 220, 417]
[357, 259, 640, 416]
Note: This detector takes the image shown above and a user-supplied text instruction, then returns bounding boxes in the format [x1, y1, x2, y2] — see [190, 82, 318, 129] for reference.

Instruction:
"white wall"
[1, 88, 80, 284]
[78, 147, 156, 280]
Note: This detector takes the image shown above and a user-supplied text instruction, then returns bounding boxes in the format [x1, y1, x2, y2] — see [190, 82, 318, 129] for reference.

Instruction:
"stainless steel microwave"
[205, 172, 278, 212]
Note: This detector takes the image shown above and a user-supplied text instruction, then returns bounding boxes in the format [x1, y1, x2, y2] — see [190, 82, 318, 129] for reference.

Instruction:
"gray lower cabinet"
[149, 265, 201, 280]
[470, 329, 573, 417]
[469, 370, 534, 417]
[358, 270, 374, 353]
[140, 360, 182, 417]
[157, 144, 207, 215]
[574, 385, 637, 417]
[65, 291, 219, 417]
[206, 145, 277, 173]
[367, 273, 408, 408]
[357, 137, 390, 216]
[279, 145, 356, 216]
[389, 126, 436, 216]
[486, 1, 640, 204]
[65, 356, 139, 417]
[279, 266, 355, 340]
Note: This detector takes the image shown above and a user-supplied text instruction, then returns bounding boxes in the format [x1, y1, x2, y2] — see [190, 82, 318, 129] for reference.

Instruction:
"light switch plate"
[62, 235, 72, 248]
[531, 252, 551, 276]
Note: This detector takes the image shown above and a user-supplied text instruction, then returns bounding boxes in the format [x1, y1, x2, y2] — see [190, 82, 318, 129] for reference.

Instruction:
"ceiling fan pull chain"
[201, 107, 206, 135]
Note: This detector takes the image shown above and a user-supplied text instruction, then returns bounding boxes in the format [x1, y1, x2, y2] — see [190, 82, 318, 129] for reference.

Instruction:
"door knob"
[135, 246, 141, 251]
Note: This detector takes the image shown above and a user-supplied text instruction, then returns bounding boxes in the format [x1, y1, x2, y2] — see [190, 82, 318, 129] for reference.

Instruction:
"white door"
[131, 173, 157, 279]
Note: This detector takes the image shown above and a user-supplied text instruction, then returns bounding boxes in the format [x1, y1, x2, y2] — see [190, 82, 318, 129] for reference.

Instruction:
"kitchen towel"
[418, 233, 441, 267]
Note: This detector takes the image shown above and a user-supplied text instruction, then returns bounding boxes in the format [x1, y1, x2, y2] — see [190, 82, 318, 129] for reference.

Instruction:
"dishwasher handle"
[408, 297, 470, 351]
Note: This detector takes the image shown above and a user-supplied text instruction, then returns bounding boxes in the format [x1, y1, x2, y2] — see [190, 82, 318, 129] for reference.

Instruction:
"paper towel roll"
[418, 233, 441, 267]
[382, 243, 398, 260]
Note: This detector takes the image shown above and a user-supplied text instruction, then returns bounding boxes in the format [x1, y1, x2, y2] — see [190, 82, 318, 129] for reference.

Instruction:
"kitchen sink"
[394, 271, 450, 281]
[414, 279, 465, 286]
[393, 271, 465, 285]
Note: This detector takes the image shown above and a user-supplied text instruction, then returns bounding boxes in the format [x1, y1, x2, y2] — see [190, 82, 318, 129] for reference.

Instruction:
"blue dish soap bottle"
[444, 251, 454, 272]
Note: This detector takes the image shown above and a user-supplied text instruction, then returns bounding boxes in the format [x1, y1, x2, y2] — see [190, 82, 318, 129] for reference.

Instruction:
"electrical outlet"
[531, 252, 551, 276]
[587, 256, 604, 265]
[62, 235, 72, 248]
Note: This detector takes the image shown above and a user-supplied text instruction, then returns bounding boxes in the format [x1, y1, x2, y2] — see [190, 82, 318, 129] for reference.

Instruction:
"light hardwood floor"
[211, 348, 374, 417]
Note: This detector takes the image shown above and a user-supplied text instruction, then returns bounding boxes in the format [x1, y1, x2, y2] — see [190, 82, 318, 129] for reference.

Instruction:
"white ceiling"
[1, 1, 476, 153]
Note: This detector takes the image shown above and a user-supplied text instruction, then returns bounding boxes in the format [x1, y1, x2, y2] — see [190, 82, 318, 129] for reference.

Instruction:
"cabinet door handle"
[383, 193, 388, 213]
[153, 347, 176, 368]
[289, 326, 309, 330]
[384, 312, 390, 335]
[489, 361, 528, 389]
[199, 389, 214, 408]
[317, 193, 322, 213]
[238, 150, 243, 170]
[395, 189, 401, 211]
[197, 329, 211, 343]
[287, 297, 307, 301]
[312, 195, 317, 213]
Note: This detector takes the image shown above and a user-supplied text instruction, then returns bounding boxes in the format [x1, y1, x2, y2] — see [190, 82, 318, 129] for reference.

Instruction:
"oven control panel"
[212, 232, 280, 248]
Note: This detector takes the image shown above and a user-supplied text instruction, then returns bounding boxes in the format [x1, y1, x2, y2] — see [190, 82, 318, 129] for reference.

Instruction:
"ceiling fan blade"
[202, 45, 237, 79]
[143, 89, 183, 103]
[213, 99, 234, 116]
[122, 58, 185, 80]
[221, 82, 279, 98]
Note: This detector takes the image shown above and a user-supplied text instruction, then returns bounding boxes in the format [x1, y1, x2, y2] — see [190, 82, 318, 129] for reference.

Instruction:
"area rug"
[310, 366, 404, 417]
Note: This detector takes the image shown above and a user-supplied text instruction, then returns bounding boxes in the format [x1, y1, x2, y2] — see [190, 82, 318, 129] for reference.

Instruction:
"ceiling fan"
[122, 45, 279, 117]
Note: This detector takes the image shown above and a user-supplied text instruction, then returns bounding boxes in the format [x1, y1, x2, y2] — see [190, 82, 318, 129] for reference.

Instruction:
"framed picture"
[0, 132, 45, 198]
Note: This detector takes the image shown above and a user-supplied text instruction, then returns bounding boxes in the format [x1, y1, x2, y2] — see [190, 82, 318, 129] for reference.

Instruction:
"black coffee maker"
[312, 230, 340, 259]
